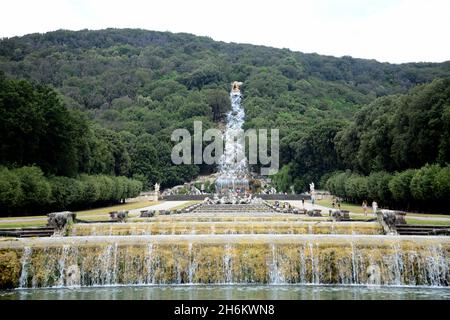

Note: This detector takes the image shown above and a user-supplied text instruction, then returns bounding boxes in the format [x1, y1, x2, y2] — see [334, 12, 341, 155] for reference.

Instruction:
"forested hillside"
[325, 78, 450, 212]
[1, 28, 449, 214]
[0, 75, 142, 215]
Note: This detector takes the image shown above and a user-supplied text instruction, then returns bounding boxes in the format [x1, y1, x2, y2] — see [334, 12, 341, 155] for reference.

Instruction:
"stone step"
[396, 224, 450, 236]
[396, 225, 449, 230]
[0, 227, 55, 238]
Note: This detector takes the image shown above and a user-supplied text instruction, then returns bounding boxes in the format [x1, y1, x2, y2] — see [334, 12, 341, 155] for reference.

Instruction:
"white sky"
[1, 0, 449, 63]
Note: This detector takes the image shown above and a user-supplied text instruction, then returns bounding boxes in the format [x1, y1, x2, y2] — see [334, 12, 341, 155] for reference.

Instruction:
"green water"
[1, 285, 449, 300]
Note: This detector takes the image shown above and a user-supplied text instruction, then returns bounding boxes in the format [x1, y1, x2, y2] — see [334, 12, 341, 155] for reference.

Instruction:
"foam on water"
[216, 90, 249, 192]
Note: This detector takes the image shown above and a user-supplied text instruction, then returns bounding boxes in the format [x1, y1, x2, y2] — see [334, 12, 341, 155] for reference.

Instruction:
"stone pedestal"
[47, 211, 76, 236]
[109, 211, 128, 222]
[330, 210, 350, 221]
[395, 211, 407, 225]
[140, 210, 155, 218]
[376, 209, 407, 234]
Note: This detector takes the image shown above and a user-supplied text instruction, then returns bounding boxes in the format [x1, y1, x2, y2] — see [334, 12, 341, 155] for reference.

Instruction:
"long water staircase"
[0, 200, 447, 289]
[0, 83, 448, 289]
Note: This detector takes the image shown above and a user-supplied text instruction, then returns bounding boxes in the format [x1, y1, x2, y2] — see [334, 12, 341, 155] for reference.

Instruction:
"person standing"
[372, 201, 378, 215]
[362, 200, 368, 216]
[302, 198, 305, 209]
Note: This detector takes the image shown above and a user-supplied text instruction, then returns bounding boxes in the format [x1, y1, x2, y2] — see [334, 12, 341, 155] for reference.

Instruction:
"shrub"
[97, 175, 115, 202]
[388, 169, 416, 203]
[49, 176, 83, 209]
[127, 179, 143, 198]
[14, 166, 51, 210]
[410, 164, 441, 201]
[433, 166, 450, 201]
[0, 167, 23, 212]
[367, 171, 393, 204]
[79, 174, 101, 205]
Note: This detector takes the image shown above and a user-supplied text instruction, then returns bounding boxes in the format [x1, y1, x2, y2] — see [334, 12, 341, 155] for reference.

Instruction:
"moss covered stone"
[0, 250, 21, 289]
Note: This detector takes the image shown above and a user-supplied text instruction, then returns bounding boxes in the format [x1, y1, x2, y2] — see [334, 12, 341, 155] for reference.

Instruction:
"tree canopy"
[1, 29, 449, 214]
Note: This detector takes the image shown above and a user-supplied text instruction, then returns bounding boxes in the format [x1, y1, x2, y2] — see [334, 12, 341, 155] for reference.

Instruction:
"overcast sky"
[1, 0, 449, 64]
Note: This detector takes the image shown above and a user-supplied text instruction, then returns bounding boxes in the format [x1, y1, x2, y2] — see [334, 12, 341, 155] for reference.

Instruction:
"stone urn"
[117, 211, 128, 222]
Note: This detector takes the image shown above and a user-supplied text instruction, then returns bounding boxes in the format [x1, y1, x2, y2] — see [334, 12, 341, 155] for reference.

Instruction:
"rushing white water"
[7, 237, 449, 288]
[57, 245, 70, 287]
[309, 242, 320, 285]
[18, 247, 32, 289]
[223, 244, 233, 284]
[268, 244, 285, 284]
[216, 90, 249, 192]
[144, 243, 154, 285]
[188, 243, 197, 284]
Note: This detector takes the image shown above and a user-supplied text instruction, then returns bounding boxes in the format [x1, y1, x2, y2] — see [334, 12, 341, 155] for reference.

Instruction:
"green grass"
[75, 200, 160, 217]
[316, 199, 367, 214]
[349, 214, 375, 221]
[0, 200, 161, 228]
[0, 215, 47, 221]
[0, 221, 47, 229]
[317, 199, 450, 218]
[404, 212, 450, 218]
[406, 219, 450, 226]
[0, 200, 160, 220]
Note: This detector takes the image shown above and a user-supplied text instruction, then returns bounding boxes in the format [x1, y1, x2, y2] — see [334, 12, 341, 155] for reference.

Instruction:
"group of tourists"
[331, 198, 378, 216]
[362, 200, 378, 216]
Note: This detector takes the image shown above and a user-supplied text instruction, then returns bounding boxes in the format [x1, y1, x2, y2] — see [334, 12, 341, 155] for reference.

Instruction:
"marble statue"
[231, 81, 243, 93]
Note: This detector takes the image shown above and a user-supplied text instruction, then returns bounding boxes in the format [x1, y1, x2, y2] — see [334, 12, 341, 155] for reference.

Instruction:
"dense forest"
[1, 28, 449, 214]
[325, 78, 450, 212]
[0, 75, 142, 215]
[275, 78, 450, 212]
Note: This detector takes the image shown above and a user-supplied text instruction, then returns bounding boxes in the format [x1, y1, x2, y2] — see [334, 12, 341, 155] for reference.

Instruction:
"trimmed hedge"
[0, 166, 143, 216]
[325, 164, 450, 212]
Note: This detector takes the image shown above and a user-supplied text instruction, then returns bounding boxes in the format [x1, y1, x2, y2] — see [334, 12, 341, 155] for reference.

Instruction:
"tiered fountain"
[0, 82, 448, 299]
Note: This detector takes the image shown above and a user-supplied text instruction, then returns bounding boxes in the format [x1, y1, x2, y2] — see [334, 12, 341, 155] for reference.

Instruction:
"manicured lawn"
[349, 214, 375, 221]
[316, 199, 367, 214]
[317, 199, 450, 218]
[0, 215, 47, 221]
[406, 219, 450, 226]
[0, 221, 47, 229]
[404, 212, 450, 218]
[0, 200, 160, 228]
[75, 200, 160, 217]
